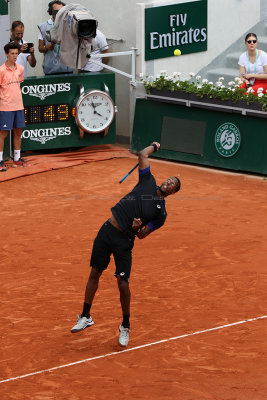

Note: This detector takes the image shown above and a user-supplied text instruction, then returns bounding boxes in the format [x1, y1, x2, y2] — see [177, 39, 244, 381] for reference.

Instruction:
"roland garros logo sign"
[215, 123, 241, 157]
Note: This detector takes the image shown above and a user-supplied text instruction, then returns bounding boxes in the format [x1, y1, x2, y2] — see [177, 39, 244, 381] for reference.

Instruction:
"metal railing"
[89, 48, 140, 87]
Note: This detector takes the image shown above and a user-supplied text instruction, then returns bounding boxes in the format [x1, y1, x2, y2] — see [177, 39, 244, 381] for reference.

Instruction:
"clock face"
[76, 90, 115, 133]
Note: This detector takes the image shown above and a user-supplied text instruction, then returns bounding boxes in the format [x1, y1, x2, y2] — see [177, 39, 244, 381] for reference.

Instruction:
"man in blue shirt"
[71, 142, 181, 346]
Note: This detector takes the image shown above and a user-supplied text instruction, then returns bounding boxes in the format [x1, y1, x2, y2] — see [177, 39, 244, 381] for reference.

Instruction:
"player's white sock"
[0, 152, 3, 162]
[14, 150, 20, 161]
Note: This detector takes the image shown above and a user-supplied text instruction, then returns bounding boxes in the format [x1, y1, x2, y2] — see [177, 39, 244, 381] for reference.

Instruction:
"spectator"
[0, 42, 27, 172]
[81, 29, 109, 72]
[239, 32, 267, 94]
[10, 21, 36, 78]
[38, 0, 73, 75]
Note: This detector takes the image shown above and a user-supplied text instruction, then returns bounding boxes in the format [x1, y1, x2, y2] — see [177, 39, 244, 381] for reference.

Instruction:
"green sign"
[215, 122, 241, 157]
[145, 0, 207, 61]
[19, 72, 116, 151]
[0, 0, 8, 15]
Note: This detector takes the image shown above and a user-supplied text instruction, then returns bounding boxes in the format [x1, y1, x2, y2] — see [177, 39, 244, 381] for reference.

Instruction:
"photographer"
[10, 21, 36, 78]
[38, 1, 73, 75]
[81, 29, 109, 72]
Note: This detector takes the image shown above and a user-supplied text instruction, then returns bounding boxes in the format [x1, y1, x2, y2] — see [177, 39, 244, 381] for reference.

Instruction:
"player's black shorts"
[90, 220, 135, 281]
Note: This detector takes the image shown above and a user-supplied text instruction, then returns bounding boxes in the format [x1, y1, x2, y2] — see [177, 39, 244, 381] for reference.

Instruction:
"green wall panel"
[131, 99, 267, 174]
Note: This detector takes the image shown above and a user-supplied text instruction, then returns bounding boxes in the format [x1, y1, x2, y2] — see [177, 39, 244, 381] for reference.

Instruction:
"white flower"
[139, 72, 144, 78]
[228, 81, 235, 86]
[258, 92, 264, 98]
[202, 79, 208, 84]
[247, 87, 254, 93]
[189, 72, 195, 77]
[221, 85, 225, 89]
[219, 77, 224, 81]
[216, 81, 223, 87]
[235, 77, 241, 82]
[208, 82, 213, 85]
[196, 75, 201, 81]
[257, 87, 264, 93]
[197, 85, 202, 89]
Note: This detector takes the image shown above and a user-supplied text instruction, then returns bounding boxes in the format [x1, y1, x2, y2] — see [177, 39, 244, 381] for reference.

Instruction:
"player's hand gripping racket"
[119, 142, 160, 183]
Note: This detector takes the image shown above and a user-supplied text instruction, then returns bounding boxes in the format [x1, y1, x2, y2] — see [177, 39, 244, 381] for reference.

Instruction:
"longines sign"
[22, 127, 71, 145]
[22, 82, 71, 100]
[145, 0, 207, 61]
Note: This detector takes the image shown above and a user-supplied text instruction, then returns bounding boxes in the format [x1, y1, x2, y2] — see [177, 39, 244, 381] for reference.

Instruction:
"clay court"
[0, 148, 266, 400]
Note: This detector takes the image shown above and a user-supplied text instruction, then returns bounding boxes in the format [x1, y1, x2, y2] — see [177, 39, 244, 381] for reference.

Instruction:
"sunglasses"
[247, 40, 257, 44]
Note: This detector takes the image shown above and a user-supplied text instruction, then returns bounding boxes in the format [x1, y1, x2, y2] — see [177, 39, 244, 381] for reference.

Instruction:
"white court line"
[0, 315, 266, 384]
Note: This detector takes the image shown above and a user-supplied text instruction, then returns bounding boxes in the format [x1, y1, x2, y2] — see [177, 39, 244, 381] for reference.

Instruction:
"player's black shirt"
[111, 166, 167, 237]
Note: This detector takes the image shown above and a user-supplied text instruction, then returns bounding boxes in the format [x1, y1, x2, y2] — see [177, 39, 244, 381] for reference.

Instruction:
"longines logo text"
[21, 83, 71, 100]
[22, 127, 71, 145]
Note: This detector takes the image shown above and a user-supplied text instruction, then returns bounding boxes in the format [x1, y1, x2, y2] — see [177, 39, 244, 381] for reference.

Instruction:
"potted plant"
[140, 71, 267, 114]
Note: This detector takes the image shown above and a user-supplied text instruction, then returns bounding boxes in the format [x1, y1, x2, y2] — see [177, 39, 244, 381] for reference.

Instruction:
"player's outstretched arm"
[138, 142, 160, 170]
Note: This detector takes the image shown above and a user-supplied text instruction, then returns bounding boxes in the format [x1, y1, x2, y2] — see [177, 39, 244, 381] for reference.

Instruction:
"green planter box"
[147, 88, 267, 117]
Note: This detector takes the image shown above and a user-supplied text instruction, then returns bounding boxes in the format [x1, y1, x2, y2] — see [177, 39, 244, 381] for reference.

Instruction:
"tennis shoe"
[12, 158, 27, 167]
[118, 325, 129, 347]
[0, 161, 7, 172]
[70, 315, 94, 333]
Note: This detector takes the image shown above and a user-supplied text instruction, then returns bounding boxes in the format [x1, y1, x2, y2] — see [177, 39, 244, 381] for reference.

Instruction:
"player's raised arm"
[138, 142, 160, 170]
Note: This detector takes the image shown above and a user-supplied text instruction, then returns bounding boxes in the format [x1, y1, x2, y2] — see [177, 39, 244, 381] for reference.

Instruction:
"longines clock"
[74, 85, 116, 138]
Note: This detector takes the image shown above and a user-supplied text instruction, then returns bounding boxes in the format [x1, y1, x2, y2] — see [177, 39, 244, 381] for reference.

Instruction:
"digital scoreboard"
[19, 72, 116, 151]
[24, 103, 70, 125]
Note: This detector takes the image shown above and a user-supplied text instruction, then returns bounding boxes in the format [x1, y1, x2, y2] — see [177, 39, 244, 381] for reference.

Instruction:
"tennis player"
[70, 142, 181, 346]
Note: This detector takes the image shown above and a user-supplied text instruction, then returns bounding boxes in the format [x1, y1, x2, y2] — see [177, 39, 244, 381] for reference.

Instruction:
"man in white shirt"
[82, 30, 109, 72]
[10, 21, 36, 78]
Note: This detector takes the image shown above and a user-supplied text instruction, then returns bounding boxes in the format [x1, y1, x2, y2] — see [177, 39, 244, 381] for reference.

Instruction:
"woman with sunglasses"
[238, 33, 267, 94]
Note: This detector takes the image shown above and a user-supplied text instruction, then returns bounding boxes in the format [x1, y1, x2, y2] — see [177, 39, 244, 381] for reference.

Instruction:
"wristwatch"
[73, 84, 117, 139]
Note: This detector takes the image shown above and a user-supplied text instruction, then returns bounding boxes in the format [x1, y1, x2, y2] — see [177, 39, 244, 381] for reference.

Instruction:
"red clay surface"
[0, 145, 135, 182]
[0, 156, 266, 400]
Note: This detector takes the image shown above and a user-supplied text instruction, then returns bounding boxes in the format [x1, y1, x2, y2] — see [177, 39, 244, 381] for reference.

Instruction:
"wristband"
[151, 143, 160, 152]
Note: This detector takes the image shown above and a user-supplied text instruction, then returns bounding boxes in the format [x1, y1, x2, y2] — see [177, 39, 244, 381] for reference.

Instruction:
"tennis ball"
[174, 49, 181, 56]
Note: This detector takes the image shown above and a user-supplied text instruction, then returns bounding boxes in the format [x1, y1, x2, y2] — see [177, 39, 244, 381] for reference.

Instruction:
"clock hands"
[89, 102, 103, 117]
[94, 110, 103, 117]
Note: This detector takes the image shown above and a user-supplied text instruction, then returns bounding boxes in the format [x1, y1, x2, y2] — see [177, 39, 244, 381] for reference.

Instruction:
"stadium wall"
[4, 0, 264, 143]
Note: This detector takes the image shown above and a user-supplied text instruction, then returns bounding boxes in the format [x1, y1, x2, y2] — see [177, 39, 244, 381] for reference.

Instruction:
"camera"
[46, 4, 98, 69]
[47, 4, 97, 42]
[77, 18, 97, 39]
[22, 43, 34, 53]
